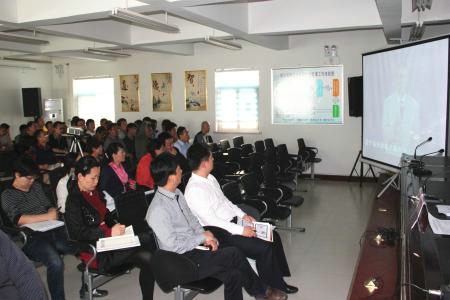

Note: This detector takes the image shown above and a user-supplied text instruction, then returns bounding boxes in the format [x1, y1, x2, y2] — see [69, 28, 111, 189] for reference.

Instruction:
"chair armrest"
[85, 244, 98, 272]
[1, 225, 28, 247]
[305, 146, 318, 154]
[244, 198, 268, 216]
[260, 187, 284, 203]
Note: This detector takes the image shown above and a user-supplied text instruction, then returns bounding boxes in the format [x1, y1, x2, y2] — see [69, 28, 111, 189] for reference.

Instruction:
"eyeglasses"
[24, 175, 39, 181]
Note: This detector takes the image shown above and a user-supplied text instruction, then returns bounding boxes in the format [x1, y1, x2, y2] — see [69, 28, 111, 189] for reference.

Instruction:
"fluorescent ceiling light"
[0, 64, 35, 70]
[0, 32, 49, 45]
[204, 36, 242, 50]
[85, 48, 131, 57]
[110, 8, 180, 33]
[1, 57, 52, 64]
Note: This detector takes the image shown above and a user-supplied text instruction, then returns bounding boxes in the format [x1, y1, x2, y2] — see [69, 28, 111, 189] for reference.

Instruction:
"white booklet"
[436, 205, 450, 217]
[239, 219, 275, 242]
[96, 225, 141, 252]
[22, 220, 64, 232]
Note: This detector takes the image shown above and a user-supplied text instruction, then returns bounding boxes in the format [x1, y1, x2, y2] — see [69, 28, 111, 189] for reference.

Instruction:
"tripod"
[349, 150, 377, 186]
[69, 136, 84, 157]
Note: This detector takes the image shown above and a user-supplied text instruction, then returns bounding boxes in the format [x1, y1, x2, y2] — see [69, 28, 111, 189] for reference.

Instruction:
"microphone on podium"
[414, 137, 432, 159]
[413, 148, 445, 177]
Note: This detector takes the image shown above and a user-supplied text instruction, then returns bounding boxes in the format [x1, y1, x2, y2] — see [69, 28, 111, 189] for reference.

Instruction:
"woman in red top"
[135, 137, 165, 190]
[65, 156, 154, 299]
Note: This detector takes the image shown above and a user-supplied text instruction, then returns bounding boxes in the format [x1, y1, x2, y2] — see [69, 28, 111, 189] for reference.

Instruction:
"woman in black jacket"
[99, 142, 136, 198]
[65, 156, 154, 299]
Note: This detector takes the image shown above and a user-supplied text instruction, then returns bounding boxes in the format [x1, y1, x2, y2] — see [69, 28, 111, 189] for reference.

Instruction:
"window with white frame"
[73, 77, 115, 127]
[215, 70, 260, 133]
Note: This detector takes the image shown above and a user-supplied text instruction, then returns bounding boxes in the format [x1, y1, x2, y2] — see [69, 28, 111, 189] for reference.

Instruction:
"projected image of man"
[382, 68, 419, 155]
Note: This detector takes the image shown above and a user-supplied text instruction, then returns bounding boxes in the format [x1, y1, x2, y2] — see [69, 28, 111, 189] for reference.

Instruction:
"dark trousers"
[98, 238, 155, 300]
[205, 226, 291, 291]
[23, 227, 79, 300]
[183, 247, 266, 300]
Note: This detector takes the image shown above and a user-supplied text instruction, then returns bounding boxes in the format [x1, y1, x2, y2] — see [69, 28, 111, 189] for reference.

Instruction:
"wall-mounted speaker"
[348, 76, 363, 117]
[22, 88, 42, 117]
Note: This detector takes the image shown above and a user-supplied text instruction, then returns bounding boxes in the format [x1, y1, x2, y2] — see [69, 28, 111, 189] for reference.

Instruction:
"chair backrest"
[150, 249, 200, 293]
[264, 147, 277, 165]
[219, 139, 231, 152]
[0, 178, 15, 228]
[254, 140, 265, 154]
[240, 172, 260, 197]
[232, 136, 244, 148]
[297, 138, 314, 161]
[178, 171, 192, 193]
[276, 144, 292, 171]
[240, 143, 254, 157]
[227, 147, 242, 164]
[207, 142, 219, 152]
[114, 189, 150, 233]
[264, 138, 275, 149]
[262, 163, 278, 188]
[221, 181, 243, 205]
[48, 167, 67, 203]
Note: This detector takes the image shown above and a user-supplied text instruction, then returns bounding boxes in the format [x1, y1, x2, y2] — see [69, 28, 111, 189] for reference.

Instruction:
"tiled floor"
[36, 180, 378, 300]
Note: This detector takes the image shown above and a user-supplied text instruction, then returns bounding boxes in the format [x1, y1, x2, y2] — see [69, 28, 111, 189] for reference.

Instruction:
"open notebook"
[96, 225, 141, 252]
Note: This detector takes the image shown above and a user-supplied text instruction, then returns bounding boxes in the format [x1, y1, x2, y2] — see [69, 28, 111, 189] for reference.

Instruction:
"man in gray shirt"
[146, 153, 287, 300]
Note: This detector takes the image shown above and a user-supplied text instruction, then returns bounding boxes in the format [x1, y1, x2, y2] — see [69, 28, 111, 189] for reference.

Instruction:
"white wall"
[57, 29, 388, 175]
[0, 64, 53, 136]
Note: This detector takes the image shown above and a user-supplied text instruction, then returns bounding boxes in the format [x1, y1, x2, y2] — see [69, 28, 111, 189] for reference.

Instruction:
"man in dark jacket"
[0, 229, 47, 300]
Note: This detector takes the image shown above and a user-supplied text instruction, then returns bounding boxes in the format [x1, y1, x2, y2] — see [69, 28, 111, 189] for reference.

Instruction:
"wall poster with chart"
[120, 74, 140, 112]
[151, 73, 173, 112]
[272, 65, 344, 124]
[185, 70, 207, 111]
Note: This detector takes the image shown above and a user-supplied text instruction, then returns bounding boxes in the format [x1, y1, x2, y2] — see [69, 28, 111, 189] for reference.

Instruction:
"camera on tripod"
[66, 127, 84, 137]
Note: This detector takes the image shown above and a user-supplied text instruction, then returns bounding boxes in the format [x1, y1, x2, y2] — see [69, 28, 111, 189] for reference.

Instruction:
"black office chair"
[207, 142, 220, 153]
[240, 143, 254, 158]
[48, 166, 68, 204]
[178, 171, 192, 193]
[114, 189, 151, 234]
[264, 138, 275, 149]
[254, 140, 265, 154]
[276, 144, 298, 186]
[297, 138, 322, 179]
[221, 181, 267, 218]
[219, 139, 231, 152]
[232, 136, 244, 148]
[262, 163, 305, 232]
[227, 147, 249, 172]
[151, 249, 222, 300]
[239, 172, 291, 221]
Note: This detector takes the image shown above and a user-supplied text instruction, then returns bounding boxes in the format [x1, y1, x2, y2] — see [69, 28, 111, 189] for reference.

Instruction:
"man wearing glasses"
[1, 157, 78, 300]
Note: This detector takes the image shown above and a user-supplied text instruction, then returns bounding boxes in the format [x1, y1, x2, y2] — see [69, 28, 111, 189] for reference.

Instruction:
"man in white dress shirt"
[184, 144, 298, 295]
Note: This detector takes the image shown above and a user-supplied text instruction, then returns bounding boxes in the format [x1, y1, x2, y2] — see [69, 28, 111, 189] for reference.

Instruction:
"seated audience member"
[65, 156, 154, 299]
[76, 118, 86, 131]
[0, 229, 47, 300]
[85, 119, 96, 136]
[160, 119, 171, 133]
[94, 126, 107, 145]
[135, 121, 154, 161]
[1, 157, 78, 300]
[56, 152, 78, 213]
[14, 124, 27, 144]
[136, 137, 165, 190]
[165, 121, 177, 142]
[86, 138, 105, 163]
[35, 116, 46, 131]
[100, 118, 108, 129]
[123, 122, 137, 160]
[70, 116, 80, 127]
[32, 130, 57, 169]
[159, 132, 190, 173]
[146, 153, 286, 300]
[117, 118, 127, 140]
[194, 121, 212, 145]
[185, 144, 298, 294]
[173, 126, 191, 158]
[45, 121, 54, 136]
[48, 121, 68, 155]
[149, 119, 158, 138]
[0, 123, 13, 152]
[17, 121, 37, 154]
[104, 123, 124, 151]
[99, 143, 136, 198]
